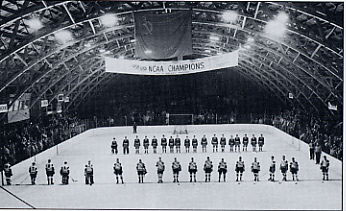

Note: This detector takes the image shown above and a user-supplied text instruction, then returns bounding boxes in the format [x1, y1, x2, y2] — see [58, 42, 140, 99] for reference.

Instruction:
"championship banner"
[8, 93, 31, 123]
[41, 100, 48, 107]
[105, 50, 239, 75]
[134, 11, 192, 59]
[0, 104, 8, 113]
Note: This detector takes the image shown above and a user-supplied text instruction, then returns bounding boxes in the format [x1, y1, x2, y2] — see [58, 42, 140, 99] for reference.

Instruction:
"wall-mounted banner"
[41, 100, 48, 107]
[0, 104, 8, 113]
[105, 50, 238, 75]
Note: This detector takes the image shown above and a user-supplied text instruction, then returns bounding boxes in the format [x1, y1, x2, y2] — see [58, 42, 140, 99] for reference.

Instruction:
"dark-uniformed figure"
[235, 156, 245, 182]
[218, 158, 227, 182]
[242, 134, 249, 151]
[161, 135, 167, 153]
[269, 156, 276, 182]
[184, 136, 190, 153]
[309, 140, 315, 160]
[192, 135, 198, 153]
[203, 157, 213, 182]
[134, 136, 141, 154]
[152, 136, 158, 154]
[113, 158, 124, 184]
[84, 160, 94, 185]
[258, 134, 264, 151]
[133, 121, 137, 134]
[201, 135, 208, 153]
[111, 138, 118, 154]
[156, 157, 165, 183]
[234, 134, 241, 152]
[188, 157, 197, 182]
[315, 142, 322, 164]
[280, 155, 288, 181]
[251, 157, 260, 182]
[175, 135, 181, 153]
[123, 136, 130, 154]
[45, 159, 55, 185]
[29, 162, 38, 185]
[4, 163, 12, 185]
[220, 134, 226, 152]
[172, 158, 182, 183]
[169, 136, 175, 153]
[290, 157, 299, 181]
[251, 134, 257, 152]
[136, 159, 146, 183]
[143, 136, 150, 154]
[229, 135, 235, 152]
[60, 161, 70, 185]
[212, 134, 218, 152]
[320, 156, 330, 181]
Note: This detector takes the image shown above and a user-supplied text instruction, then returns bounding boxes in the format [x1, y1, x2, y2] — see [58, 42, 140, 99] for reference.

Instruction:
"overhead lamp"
[100, 13, 119, 27]
[264, 11, 289, 40]
[84, 42, 92, 48]
[205, 49, 211, 53]
[54, 30, 74, 44]
[221, 10, 238, 23]
[209, 35, 220, 42]
[99, 49, 106, 53]
[26, 17, 43, 33]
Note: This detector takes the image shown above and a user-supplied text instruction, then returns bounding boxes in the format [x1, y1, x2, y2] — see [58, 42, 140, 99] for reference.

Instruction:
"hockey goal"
[167, 114, 193, 134]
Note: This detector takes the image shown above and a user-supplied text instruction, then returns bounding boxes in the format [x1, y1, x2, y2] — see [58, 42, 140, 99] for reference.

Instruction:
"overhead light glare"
[54, 30, 74, 44]
[26, 17, 43, 33]
[209, 35, 220, 41]
[100, 13, 119, 27]
[264, 11, 289, 40]
[221, 10, 238, 23]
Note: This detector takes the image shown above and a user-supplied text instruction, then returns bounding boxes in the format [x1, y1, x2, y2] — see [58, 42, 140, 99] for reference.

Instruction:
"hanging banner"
[57, 94, 64, 102]
[41, 100, 48, 108]
[7, 93, 31, 123]
[64, 96, 70, 103]
[0, 104, 8, 113]
[105, 50, 239, 76]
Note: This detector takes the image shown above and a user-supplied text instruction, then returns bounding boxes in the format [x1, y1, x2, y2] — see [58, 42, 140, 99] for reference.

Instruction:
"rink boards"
[0, 124, 342, 209]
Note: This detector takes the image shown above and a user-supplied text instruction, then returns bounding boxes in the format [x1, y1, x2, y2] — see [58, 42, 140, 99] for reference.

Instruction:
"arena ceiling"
[0, 1, 343, 116]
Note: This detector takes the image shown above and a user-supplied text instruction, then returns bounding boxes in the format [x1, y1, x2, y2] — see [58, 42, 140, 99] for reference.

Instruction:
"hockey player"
[113, 158, 124, 184]
[29, 162, 38, 185]
[235, 156, 245, 182]
[152, 136, 158, 154]
[201, 135, 208, 153]
[203, 157, 213, 182]
[250, 134, 257, 152]
[184, 136, 190, 153]
[229, 135, 235, 152]
[268, 156, 276, 181]
[251, 157, 260, 182]
[315, 142, 322, 164]
[280, 155, 288, 181]
[290, 157, 299, 181]
[84, 160, 94, 185]
[134, 136, 141, 154]
[172, 158, 182, 183]
[4, 163, 12, 185]
[192, 135, 198, 153]
[175, 135, 181, 153]
[220, 134, 226, 152]
[123, 136, 129, 154]
[111, 138, 118, 154]
[309, 140, 315, 160]
[45, 159, 55, 185]
[136, 159, 146, 183]
[60, 161, 70, 185]
[258, 134, 264, 151]
[234, 134, 241, 152]
[161, 135, 167, 153]
[242, 134, 249, 151]
[188, 157, 197, 182]
[218, 158, 227, 182]
[169, 136, 175, 153]
[143, 136, 150, 154]
[211, 134, 218, 152]
[320, 156, 329, 181]
[156, 157, 165, 183]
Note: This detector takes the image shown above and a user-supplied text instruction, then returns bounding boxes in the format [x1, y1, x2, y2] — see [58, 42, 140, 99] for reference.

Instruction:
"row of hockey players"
[3, 155, 330, 185]
[111, 134, 265, 154]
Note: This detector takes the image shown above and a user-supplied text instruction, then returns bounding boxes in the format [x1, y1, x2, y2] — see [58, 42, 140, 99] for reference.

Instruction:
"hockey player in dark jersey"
[45, 159, 55, 185]
[143, 136, 150, 154]
[203, 157, 213, 182]
[251, 157, 260, 182]
[169, 136, 175, 153]
[229, 135, 235, 152]
[201, 135, 208, 153]
[134, 136, 141, 154]
[235, 156, 245, 182]
[152, 136, 158, 154]
[184, 136, 190, 153]
[258, 134, 264, 151]
[250, 134, 257, 152]
[29, 162, 38, 185]
[242, 134, 249, 151]
[220, 134, 226, 152]
[192, 135, 198, 153]
[111, 138, 118, 154]
[84, 160, 94, 185]
[280, 155, 288, 181]
[60, 161, 70, 185]
[175, 135, 181, 153]
[123, 136, 130, 154]
[218, 158, 227, 182]
[268, 156, 276, 182]
[211, 134, 218, 152]
[320, 156, 330, 181]
[172, 158, 182, 183]
[4, 163, 12, 185]
[188, 157, 197, 182]
[234, 134, 241, 152]
[161, 135, 167, 153]
[156, 157, 165, 183]
[290, 157, 299, 181]
[136, 159, 146, 183]
[113, 158, 124, 184]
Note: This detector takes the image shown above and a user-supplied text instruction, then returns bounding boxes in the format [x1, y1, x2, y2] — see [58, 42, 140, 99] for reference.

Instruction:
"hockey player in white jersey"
[113, 158, 124, 184]
[218, 158, 227, 182]
[320, 156, 330, 181]
[156, 157, 165, 183]
[280, 155, 288, 181]
[188, 157, 197, 182]
[45, 159, 55, 185]
[251, 157, 260, 182]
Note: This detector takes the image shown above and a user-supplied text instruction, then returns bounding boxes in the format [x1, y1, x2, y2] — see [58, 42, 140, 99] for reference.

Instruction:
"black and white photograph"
[0, 0, 343, 210]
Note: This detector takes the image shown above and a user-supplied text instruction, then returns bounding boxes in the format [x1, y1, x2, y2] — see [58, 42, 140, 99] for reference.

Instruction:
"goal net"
[168, 114, 193, 134]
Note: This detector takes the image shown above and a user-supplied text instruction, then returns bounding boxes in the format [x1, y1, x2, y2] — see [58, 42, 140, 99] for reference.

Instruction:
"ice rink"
[0, 124, 342, 210]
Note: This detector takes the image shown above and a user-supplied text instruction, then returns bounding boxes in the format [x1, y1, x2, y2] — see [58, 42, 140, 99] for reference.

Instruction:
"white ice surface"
[0, 124, 342, 209]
